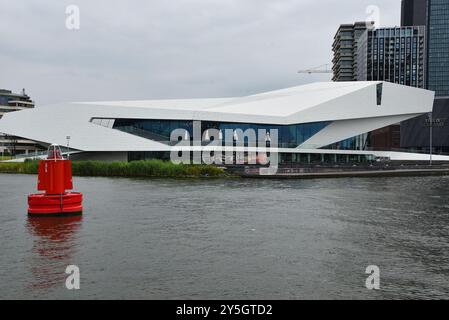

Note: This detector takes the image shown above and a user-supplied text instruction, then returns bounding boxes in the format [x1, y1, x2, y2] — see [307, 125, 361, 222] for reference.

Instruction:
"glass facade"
[427, 0, 449, 97]
[322, 133, 369, 151]
[112, 119, 330, 148]
[278, 153, 375, 165]
[128, 150, 376, 164]
[359, 26, 426, 88]
[107, 118, 399, 164]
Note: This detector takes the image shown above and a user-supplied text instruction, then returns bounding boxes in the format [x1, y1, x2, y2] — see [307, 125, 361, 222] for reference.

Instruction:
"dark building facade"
[356, 26, 426, 88]
[401, 0, 449, 97]
[400, 0, 449, 153]
[426, 0, 449, 97]
[401, 0, 427, 27]
[401, 98, 449, 153]
[368, 125, 401, 151]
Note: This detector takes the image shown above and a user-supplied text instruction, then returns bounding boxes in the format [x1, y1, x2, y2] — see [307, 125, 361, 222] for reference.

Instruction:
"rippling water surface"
[1, 173, 449, 299]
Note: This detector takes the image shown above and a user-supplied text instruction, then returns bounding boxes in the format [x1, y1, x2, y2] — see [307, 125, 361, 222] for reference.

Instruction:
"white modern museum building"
[1, 81, 448, 164]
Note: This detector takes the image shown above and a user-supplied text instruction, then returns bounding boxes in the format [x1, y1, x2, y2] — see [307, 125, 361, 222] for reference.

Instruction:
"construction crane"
[298, 64, 332, 74]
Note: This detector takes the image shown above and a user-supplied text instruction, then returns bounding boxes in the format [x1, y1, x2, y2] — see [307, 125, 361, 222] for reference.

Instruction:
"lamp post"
[10, 136, 17, 157]
[429, 113, 433, 166]
[1, 135, 3, 160]
[66, 136, 71, 159]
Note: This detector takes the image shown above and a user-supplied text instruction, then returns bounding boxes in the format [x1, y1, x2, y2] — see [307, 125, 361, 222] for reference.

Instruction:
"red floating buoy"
[28, 144, 83, 217]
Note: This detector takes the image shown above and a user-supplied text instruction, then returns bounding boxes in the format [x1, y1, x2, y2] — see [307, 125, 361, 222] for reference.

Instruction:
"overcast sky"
[0, 0, 401, 105]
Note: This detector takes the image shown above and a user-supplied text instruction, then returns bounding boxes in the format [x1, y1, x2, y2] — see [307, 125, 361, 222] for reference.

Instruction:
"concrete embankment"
[233, 164, 449, 179]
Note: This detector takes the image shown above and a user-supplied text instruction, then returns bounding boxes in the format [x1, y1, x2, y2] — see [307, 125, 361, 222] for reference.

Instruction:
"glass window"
[376, 83, 383, 106]
[112, 119, 330, 148]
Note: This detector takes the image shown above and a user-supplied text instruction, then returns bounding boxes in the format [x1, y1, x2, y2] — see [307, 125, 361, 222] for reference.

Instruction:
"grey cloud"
[0, 0, 401, 105]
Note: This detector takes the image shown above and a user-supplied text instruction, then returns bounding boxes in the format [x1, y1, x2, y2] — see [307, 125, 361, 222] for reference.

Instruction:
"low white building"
[0, 81, 448, 163]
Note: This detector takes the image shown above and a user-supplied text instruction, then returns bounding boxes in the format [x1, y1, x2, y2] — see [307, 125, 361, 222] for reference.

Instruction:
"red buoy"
[28, 144, 83, 217]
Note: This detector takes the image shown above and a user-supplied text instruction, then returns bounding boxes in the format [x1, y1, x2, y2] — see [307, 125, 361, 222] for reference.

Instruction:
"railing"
[364, 147, 449, 156]
[10, 147, 79, 160]
[12, 150, 48, 159]
[234, 162, 449, 176]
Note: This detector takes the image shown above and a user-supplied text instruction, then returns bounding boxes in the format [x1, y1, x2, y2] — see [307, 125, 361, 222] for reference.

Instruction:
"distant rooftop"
[0, 88, 30, 98]
[0, 88, 34, 108]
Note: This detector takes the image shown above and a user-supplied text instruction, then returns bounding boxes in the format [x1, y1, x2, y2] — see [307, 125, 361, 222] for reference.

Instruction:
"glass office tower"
[400, 0, 449, 153]
[357, 26, 426, 88]
[426, 0, 449, 97]
[401, 0, 449, 96]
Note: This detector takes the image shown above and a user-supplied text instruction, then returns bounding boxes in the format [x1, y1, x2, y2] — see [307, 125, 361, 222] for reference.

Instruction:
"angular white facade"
[0, 81, 448, 161]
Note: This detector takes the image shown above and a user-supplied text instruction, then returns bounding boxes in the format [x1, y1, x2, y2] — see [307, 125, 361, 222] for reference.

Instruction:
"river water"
[1, 173, 449, 300]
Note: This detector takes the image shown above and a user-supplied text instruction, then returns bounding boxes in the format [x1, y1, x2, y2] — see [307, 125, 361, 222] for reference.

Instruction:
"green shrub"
[0, 160, 225, 178]
[0, 161, 38, 174]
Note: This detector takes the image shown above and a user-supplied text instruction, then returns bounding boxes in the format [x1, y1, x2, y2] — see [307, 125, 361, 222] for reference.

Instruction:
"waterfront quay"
[232, 163, 449, 179]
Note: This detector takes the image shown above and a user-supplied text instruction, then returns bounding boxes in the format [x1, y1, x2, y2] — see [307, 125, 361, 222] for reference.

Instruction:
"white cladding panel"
[299, 114, 422, 149]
